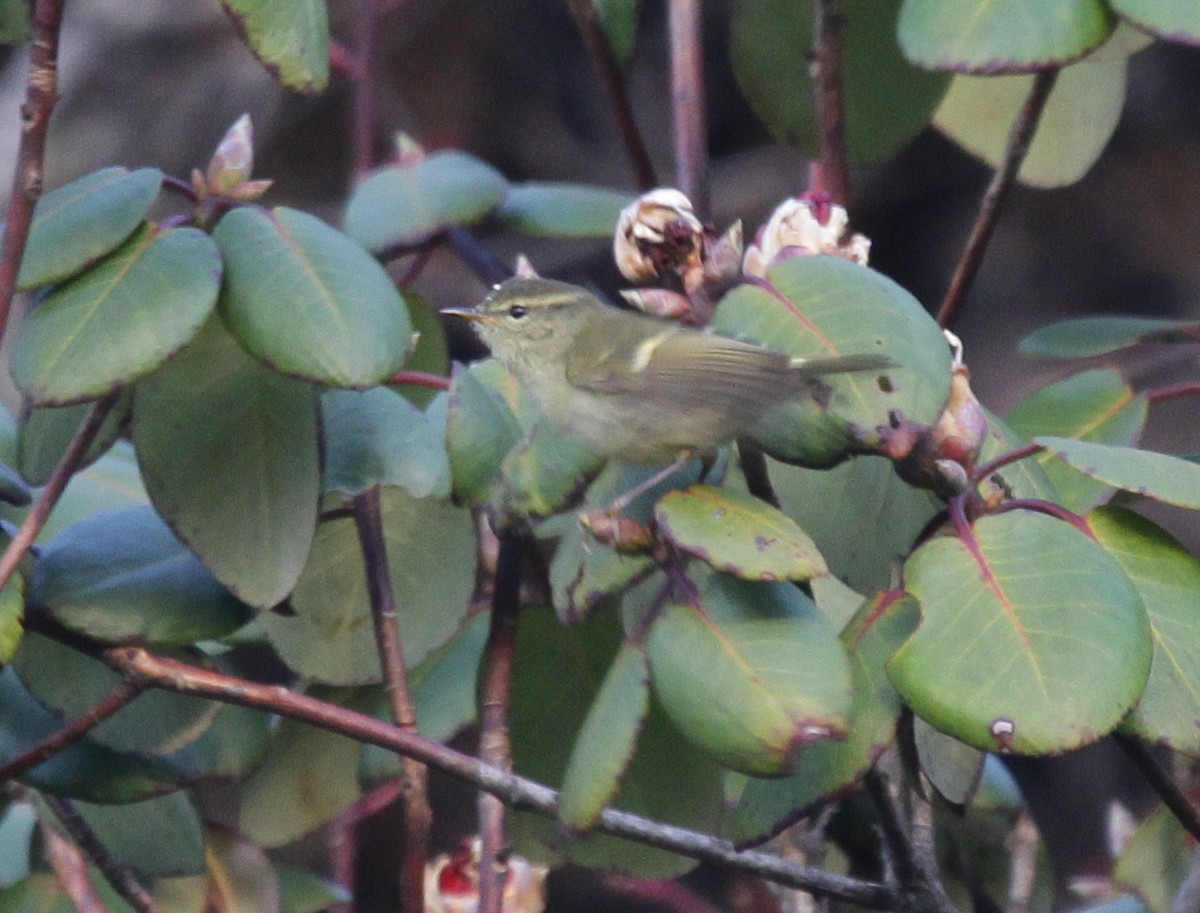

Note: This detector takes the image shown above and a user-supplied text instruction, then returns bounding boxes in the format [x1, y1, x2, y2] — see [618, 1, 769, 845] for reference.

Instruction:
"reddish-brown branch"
[0, 391, 121, 596]
[44, 795, 161, 913]
[936, 69, 1059, 328]
[668, 0, 708, 216]
[0, 680, 146, 783]
[1147, 381, 1200, 406]
[971, 442, 1044, 486]
[96, 644, 899, 907]
[477, 530, 526, 913]
[0, 0, 68, 348]
[812, 0, 850, 207]
[42, 817, 108, 913]
[350, 0, 379, 176]
[352, 486, 430, 913]
[566, 0, 657, 191]
[386, 370, 451, 390]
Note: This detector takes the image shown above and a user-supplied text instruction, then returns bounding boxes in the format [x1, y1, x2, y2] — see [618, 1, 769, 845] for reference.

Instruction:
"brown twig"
[812, 0, 850, 207]
[565, 0, 657, 191]
[43, 795, 161, 913]
[99, 644, 898, 908]
[477, 529, 526, 913]
[668, 0, 708, 216]
[936, 69, 1059, 328]
[386, 370, 451, 390]
[350, 0, 380, 177]
[42, 816, 108, 913]
[1115, 733, 1200, 843]
[352, 486, 430, 913]
[0, 391, 121, 596]
[1147, 381, 1200, 406]
[0, 0, 68, 348]
[0, 680, 146, 783]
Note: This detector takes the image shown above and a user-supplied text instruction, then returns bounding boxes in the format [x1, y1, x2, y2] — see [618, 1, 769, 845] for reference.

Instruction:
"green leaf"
[714, 257, 952, 466]
[13, 633, 217, 759]
[215, 206, 412, 388]
[733, 0, 950, 163]
[73, 794, 205, 877]
[592, 0, 640, 63]
[276, 866, 351, 913]
[12, 224, 222, 406]
[890, 509, 1151, 754]
[133, 317, 320, 609]
[899, 0, 1114, 72]
[977, 409, 1060, 502]
[934, 58, 1127, 187]
[0, 0, 29, 44]
[726, 593, 918, 844]
[760, 455, 940, 594]
[1110, 0, 1200, 45]
[647, 570, 852, 775]
[1114, 806, 1189, 913]
[238, 708, 361, 847]
[389, 293, 449, 407]
[655, 484, 826, 581]
[0, 463, 29, 507]
[0, 802, 35, 888]
[219, 0, 329, 93]
[497, 182, 633, 238]
[343, 151, 507, 251]
[17, 168, 163, 290]
[205, 829, 280, 913]
[30, 506, 251, 646]
[1005, 369, 1148, 512]
[1035, 436, 1200, 510]
[1088, 507, 1200, 757]
[260, 488, 475, 685]
[495, 422, 604, 522]
[509, 605, 724, 877]
[32, 441, 149, 544]
[446, 359, 525, 503]
[18, 393, 132, 487]
[1019, 316, 1199, 358]
[321, 388, 450, 499]
[559, 642, 650, 833]
[0, 667, 185, 802]
[913, 716, 984, 805]
[0, 579, 21, 666]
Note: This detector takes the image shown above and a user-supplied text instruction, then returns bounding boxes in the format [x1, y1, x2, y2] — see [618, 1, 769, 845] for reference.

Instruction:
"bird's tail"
[787, 353, 895, 377]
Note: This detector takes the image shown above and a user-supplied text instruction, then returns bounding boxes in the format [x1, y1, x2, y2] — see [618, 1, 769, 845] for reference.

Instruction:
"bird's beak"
[441, 306, 493, 323]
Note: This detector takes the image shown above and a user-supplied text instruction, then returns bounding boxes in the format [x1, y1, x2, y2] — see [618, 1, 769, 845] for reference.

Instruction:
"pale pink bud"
[206, 114, 255, 195]
[613, 188, 705, 282]
[619, 287, 693, 319]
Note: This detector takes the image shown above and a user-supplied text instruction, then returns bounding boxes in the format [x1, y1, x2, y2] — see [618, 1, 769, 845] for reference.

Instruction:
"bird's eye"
[508, 305, 528, 319]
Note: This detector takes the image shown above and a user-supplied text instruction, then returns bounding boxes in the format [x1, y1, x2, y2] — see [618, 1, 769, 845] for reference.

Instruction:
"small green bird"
[445, 277, 891, 466]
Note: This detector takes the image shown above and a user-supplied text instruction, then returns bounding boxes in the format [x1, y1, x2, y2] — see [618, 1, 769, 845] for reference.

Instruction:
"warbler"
[444, 277, 891, 466]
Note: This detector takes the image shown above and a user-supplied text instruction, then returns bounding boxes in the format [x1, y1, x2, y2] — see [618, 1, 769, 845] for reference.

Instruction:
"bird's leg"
[604, 451, 694, 516]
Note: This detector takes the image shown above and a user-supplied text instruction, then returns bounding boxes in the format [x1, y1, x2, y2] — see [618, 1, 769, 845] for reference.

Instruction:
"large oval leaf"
[30, 506, 251, 646]
[1004, 369, 1147, 512]
[343, 151, 507, 252]
[17, 167, 162, 290]
[899, 0, 1114, 72]
[17, 393, 133, 487]
[74, 793, 205, 877]
[1110, 0, 1200, 45]
[646, 570, 852, 775]
[934, 58, 1126, 187]
[726, 593, 918, 845]
[559, 642, 650, 833]
[732, 0, 950, 163]
[713, 256, 952, 466]
[497, 183, 633, 238]
[655, 484, 826, 582]
[1035, 436, 1200, 510]
[134, 318, 320, 609]
[214, 206, 412, 388]
[219, 0, 329, 93]
[1019, 316, 1200, 358]
[13, 224, 222, 406]
[1089, 507, 1200, 757]
[259, 488, 476, 685]
[890, 509, 1151, 754]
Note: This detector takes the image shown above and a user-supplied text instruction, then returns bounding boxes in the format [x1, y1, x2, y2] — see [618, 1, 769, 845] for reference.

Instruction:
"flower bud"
[424, 838, 547, 913]
[743, 192, 870, 277]
[619, 288, 693, 320]
[206, 114, 255, 195]
[613, 188, 705, 283]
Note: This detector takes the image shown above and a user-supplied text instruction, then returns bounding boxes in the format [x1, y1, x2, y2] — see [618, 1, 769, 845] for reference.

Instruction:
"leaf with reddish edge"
[889, 508, 1150, 754]
[1019, 316, 1200, 358]
[1109, 0, 1200, 46]
[219, 0, 329, 93]
[1035, 437, 1200, 510]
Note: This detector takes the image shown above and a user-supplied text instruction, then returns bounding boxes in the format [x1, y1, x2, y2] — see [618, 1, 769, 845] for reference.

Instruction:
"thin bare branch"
[0, 681, 146, 783]
[1116, 733, 1200, 843]
[352, 486, 430, 913]
[936, 69, 1058, 328]
[0, 391, 122, 596]
[350, 0, 380, 176]
[812, 0, 850, 206]
[0, 0, 68, 348]
[565, 0, 656, 191]
[43, 795, 161, 913]
[668, 0, 708, 216]
[100, 644, 898, 909]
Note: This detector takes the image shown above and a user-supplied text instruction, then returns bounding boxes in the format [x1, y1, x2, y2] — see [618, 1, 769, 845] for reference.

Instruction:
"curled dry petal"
[743, 192, 871, 277]
[613, 188, 705, 282]
[424, 838, 547, 913]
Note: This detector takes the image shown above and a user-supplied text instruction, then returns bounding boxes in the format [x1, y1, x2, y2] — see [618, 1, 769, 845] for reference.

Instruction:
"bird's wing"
[564, 315, 794, 412]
